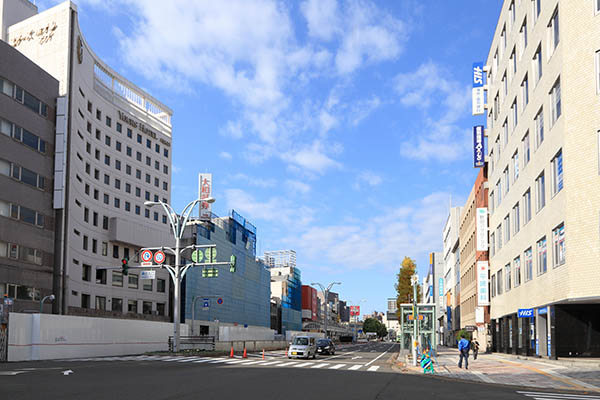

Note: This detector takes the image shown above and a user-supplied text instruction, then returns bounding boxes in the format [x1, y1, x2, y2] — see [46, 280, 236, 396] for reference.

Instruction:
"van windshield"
[293, 337, 309, 346]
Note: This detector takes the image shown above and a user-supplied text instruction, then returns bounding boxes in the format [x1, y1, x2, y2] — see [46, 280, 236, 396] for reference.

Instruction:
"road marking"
[517, 391, 600, 399]
[311, 363, 329, 369]
[329, 364, 346, 369]
[262, 361, 284, 366]
[161, 357, 182, 361]
[0, 371, 27, 376]
[243, 360, 269, 365]
[62, 370, 74, 376]
[208, 358, 230, 364]
[225, 360, 250, 364]
[192, 358, 214, 363]
[348, 365, 362, 371]
[367, 366, 379, 372]
[364, 344, 395, 366]
[293, 363, 313, 368]
[178, 357, 204, 362]
[351, 356, 361, 360]
[278, 362, 300, 367]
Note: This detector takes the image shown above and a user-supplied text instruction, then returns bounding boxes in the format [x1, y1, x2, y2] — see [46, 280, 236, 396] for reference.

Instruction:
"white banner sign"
[475, 306, 484, 323]
[141, 270, 156, 280]
[477, 261, 489, 306]
[476, 208, 488, 251]
[472, 62, 485, 115]
[198, 173, 212, 220]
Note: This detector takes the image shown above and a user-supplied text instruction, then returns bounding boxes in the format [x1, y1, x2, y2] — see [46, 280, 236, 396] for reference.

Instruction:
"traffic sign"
[408, 315, 424, 321]
[141, 250, 153, 266]
[153, 250, 165, 265]
[203, 298, 209, 310]
[217, 298, 223, 305]
[191, 249, 203, 263]
[141, 270, 156, 280]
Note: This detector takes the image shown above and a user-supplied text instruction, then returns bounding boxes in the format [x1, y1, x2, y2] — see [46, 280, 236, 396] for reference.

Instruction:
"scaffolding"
[263, 250, 296, 269]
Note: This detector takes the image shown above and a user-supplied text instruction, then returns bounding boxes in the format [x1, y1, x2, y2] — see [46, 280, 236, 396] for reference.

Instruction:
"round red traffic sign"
[217, 298, 223, 305]
[154, 250, 165, 265]
[141, 250, 153, 263]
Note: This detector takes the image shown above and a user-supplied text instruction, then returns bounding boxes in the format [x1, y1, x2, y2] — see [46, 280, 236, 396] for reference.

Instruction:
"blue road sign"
[203, 298, 210, 308]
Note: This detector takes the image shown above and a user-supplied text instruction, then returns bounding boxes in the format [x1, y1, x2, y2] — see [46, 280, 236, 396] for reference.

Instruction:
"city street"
[2, 343, 597, 400]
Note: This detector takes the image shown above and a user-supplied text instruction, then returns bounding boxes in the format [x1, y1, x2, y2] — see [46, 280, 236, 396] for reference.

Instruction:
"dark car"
[316, 338, 335, 355]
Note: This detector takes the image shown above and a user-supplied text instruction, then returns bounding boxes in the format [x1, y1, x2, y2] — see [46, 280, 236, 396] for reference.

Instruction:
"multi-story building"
[484, 0, 600, 358]
[4, 1, 173, 318]
[270, 264, 302, 333]
[264, 249, 296, 269]
[185, 210, 271, 334]
[0, 39, 59, 312]
[424, 252, 443, 344]
[459, 168, 490, 348]
[442, 206, 462, 345]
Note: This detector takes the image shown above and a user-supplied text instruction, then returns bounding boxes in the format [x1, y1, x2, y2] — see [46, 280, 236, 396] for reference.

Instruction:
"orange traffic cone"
[229, 346, 234, 358]
[262, 349, 265, 360]
[243, 347, 247, 358]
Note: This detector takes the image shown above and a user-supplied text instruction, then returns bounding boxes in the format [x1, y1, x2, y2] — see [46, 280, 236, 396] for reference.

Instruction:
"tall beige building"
[485, 0, 600, 358]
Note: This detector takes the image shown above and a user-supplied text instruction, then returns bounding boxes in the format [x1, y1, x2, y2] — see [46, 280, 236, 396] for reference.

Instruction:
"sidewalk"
[395, 346, 600, 392]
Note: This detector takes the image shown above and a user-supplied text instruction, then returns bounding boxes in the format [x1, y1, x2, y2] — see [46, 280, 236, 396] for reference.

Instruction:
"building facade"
[270, 265, 302, 333]
[5, 1, 174, 319]
[423, 252, 443, 345]
[485, 0, 600, 358]
[0, 39, 59, 313]
[459, 168, 490, 348]
[442, 206, 462, 345]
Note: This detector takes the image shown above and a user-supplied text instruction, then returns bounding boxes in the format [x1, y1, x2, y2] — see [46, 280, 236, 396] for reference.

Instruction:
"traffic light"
[202, 267, 218, 278]
[121, 258, 129, 276]
[229, 255, 237, 273]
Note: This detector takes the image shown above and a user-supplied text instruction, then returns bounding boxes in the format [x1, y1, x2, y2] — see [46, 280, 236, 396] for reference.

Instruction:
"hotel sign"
[198, 173, 213, 220]
[472, 62, 485, 115]
[473, 125, 485, 168]
[476, 208, 488, 251]
[117, 110, 170, 147]
[477, 261, 489, 306]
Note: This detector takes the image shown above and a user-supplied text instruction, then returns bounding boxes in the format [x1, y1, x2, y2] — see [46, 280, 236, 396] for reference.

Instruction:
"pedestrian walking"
[457, 335, 470, 369]
[471, 337, 480, 360]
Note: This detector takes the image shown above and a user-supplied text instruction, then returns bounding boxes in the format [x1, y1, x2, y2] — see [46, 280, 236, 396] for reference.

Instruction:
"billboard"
[198, 173, 212, 220]
[473, 125, 485, 168]
[350, 306, 360, 317]
[476, 208, 488, 251]
[472, 62, 485, 115]
[477, 261, 489, 306]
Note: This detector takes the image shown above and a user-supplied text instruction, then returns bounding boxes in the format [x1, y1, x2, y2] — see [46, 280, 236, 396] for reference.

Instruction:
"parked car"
[316, 338, 335, 355]
[288, 336, 317, 359]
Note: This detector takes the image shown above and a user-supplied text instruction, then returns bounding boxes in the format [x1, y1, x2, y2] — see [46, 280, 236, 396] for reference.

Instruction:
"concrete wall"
[7, 312, 188, 361]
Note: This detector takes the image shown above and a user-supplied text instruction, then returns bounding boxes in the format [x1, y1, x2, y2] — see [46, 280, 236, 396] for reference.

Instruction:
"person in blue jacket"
[458, 335, 470, 369]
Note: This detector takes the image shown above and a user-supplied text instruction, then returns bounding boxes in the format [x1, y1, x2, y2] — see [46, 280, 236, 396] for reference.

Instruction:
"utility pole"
[311, 281, 341, 339]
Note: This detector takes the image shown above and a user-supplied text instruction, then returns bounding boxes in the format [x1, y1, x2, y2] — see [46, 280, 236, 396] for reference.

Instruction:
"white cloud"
[229, 173, 276, 188]
[395, 61, 471, 163]
[301, 0, 341, 41]
[283, 140, 342, 174]
[219, 151, 233, 160]
[286, 179, 311, 195]
[353, 171, 383, 190]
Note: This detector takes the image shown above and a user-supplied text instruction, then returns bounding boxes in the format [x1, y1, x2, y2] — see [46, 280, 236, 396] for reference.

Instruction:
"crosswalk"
[60, 354, 384, 373]
[517, 391, 600, 399]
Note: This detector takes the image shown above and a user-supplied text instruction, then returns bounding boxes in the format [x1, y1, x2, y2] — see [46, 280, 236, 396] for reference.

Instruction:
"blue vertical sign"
[472, 62, 485, 115]
[473, 125, 485, 167]
[438, 278, 443, 297]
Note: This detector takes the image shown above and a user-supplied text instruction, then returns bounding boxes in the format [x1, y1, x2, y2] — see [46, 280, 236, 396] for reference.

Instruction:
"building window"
[114, 197, 120, 208]
[164, 148, 169, 158]
[101, 241, 107, 256]
[525, 247, 533, 281]
[157, 303, 165, 316]
[81, 294, 90, 309]
[497, 224, 503, 250]
[535, 171, 546, 211]
[519, 18, 528, 58]
[596, 51, 600, 94]
[124, 248, 130, 260]
[112, 271, 123, 287]
[82, 264, 91, 282]
[155, 160, 160, 170]
[137, 134, 142, 144]
[496, 179, 502, 206]
[143, 301, 153, 315]
[522, 131, 530, 167]
[537, 236, 547, 275]
[163, 181, 168, 191]
[126, 165, 132, 175]
[489, 191, 495, 214]
[504, 263, 511, 292]
[497, 268, 503, 295]
[136, 151, 142, 161]
[549, 8, 559, 52]
[116, 122, 122, 133]
[106, 116, 112, 127]
[115, 160, 121, 170]
[135, 205, 141, 215]
[490, 232, 495, 257]
[163, 165, 168, 174]
[596, 0, 600, 14]
[503, 167, 510, 194]
[550, 78, 561, 125]
[534, 108, 544, 149]
[533, 45, 543, 85]
[491, 274, 496, 297]
[501, 25, 507, 55]
[514, 256, 521, 287]
[145, 174, 151, 184]
[551, 150, 563, 195]
[83, 235, 88, 251]
[511, 99, 518, 131]
[512, 151, 519, 182]
[125, 201, 131, 212]
[153, 212, 159, 221]
[512, 202, 520, 235]
[157, 279, 166, 293]
[146, 138, 151, 149]
[504, 214, 510, 243]
[553, 223, 565, 267]
[521, 75, 529, 109]
[103, 193, 109, 205]
[96, 268, 107, 284]
[146, 156, 151, 166]
[127, 128, 132, 138]
[113, 245, 119, 259]
[145, 191, 150, 201]
[143, 279, 152, 291]
[154, 177, 159, 187]
[533, 0, 541, 22]
[103, 216, 109, 230]
[128, 274, 138, 289]
[145, 209, 150, 218]
[136, 169, 141, 179]
[523, 189, 532, 224]
[104, 174, 110, 185]
[126, 146, 132, 157]
[502, 72, 507, 98]
[95, 296, 106, 311]
[128, 300, 138, 313]
[92, 239, 97, 254]
[93, 212, 98, 226]
[112, 297, 123, 312]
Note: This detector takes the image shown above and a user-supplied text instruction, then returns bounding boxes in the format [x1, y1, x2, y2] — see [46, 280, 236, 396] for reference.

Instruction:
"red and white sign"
[153, 250, 165, 265]
[141, 250, 153, 266]
[350, 306, 360, 317]
[198, 173, 212, 220]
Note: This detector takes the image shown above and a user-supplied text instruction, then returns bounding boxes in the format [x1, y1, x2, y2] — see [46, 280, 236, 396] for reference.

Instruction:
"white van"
[287, 336, 317, 359]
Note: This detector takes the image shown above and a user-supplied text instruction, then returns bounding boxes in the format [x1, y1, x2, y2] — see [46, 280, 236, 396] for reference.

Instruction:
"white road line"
[517, 392, 600, 399]
[243, 360, 269, 365]
[208, 358, 230, 364]
[225, 360, 250, 364]
[192, 358, 213, 363]
[178, 357, 204, 362]
[311, 363, 329, 369]
[348, 365, 362, 371]
[293, 363, 313, 368]
[329, 364, 346, 370]
[161, 358, 182, 361]
[367, 366, 379, 372]
[262, 361, 284, 366]
[278, 362, 300, 367]
[364, 344, 395, 367]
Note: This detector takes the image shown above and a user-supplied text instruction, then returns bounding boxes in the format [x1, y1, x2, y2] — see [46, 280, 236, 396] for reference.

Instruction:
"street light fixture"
[311, 281, 341, 339]
[40, 294, 55, 313]
[145, 196, 216, 353]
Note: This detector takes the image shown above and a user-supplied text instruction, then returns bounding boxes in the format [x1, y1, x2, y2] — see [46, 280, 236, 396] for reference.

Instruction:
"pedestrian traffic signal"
[202, 267, 218, 278]
[229, 255, 236, 273]
[121, 258, 129, 276]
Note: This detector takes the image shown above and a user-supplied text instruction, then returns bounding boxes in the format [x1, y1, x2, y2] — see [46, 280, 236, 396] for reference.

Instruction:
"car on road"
[316, 338, 335, 355]
[288, 336, 317, 359]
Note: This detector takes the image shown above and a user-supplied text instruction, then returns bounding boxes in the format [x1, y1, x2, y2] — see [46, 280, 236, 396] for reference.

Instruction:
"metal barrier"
[168, 335, 215, 352]
[0, 326, 7, 362]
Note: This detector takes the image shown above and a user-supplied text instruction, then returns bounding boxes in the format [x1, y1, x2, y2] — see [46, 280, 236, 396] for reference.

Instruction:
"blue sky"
[39, 0, 502, 315]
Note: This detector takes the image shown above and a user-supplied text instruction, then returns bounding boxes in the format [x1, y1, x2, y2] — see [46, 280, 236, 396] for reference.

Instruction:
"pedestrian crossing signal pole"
[412, 274, 419, 366]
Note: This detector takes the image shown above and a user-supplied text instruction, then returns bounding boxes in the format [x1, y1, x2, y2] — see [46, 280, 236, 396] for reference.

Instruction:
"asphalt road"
[0, 342, 583, 400]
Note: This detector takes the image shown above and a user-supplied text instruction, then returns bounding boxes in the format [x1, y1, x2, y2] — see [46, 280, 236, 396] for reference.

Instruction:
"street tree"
[362, 317, 388, 339]
[395, 256, 421, 314]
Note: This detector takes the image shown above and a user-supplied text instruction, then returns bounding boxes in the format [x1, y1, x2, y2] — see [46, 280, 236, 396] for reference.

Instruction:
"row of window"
[1, 283, 42, 301]
[491, 223, 565, 298]
[82, 156, 168, 193]
[0, 158, 46, 190]
[78, 293, 166, 316]
[79, 262, 166, 292]
[0, 240, 44, 265]
[0, 77, 49, 117]
[0, 117, 48, 154]
[0, 199, 46, 228]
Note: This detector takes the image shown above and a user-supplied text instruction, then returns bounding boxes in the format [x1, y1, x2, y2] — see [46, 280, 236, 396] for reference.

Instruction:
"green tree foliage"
[395, 257, 422, 315]
[362, 317, 388, 339]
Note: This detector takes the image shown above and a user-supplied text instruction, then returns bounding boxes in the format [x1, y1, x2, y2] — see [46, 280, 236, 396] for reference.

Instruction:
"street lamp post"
[145, 197, 215, 353]
[311, 281, 341, 339]
[40, 294, 55, 313]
